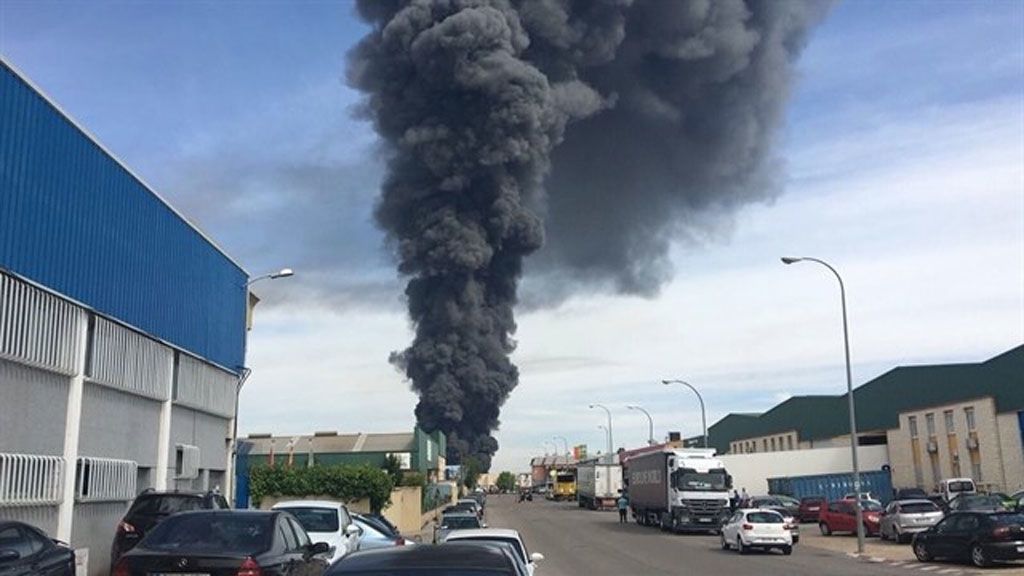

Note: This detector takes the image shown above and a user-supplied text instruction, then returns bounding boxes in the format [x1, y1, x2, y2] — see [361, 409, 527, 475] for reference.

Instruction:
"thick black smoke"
[349, 0, 829, 468]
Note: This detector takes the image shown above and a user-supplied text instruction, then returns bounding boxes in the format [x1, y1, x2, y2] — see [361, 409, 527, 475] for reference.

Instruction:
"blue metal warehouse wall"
[0, 60, 247, 371]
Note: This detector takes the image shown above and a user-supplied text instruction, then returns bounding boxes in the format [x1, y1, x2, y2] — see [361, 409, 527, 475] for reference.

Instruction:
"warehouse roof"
[709, 345, 1024, 454]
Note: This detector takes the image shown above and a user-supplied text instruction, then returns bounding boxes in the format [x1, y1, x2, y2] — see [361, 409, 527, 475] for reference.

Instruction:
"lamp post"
[542, 440, 557, 456]
[230, 268, 294, 504]
[627, 405, 656, 445]
[781, 255, 864, 554]
[661, 380, 707, 448]
[597, 425, 610, 456]
[553, 435, 570, 458]
[590, 404, 614, 454]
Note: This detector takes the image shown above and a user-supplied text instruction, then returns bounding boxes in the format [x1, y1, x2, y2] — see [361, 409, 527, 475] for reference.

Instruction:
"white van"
[938, 478, 977, 502]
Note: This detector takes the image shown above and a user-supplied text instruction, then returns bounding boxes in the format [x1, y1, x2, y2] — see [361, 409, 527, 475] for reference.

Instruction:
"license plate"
[699, 518, 712, 523]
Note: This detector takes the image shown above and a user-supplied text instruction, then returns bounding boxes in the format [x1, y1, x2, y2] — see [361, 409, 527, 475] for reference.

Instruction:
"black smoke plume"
[349, 0, 829, 468]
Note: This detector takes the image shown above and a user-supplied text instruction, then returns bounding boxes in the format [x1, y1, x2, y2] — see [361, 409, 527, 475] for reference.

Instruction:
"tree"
[383, 454, 403, 487]
[496, 471, 516, 492]
[462, 456, 483, 490]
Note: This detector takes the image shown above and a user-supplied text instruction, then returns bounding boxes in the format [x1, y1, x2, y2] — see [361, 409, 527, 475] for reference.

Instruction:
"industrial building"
[710, 345, 1024, 493]
[0, 58, 248, 574]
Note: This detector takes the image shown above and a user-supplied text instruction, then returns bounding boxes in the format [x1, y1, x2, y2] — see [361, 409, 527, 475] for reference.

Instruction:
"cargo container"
[576, 458, 622, 510]
[625, 448, 732, 532]
[767, 470, 894, 505]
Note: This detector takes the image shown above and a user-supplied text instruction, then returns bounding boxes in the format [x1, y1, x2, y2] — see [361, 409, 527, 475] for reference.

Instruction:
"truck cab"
[667, 451, 733, 530]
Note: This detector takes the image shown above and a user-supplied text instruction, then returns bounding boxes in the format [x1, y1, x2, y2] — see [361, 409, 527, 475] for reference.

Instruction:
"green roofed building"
[710, 345, 1024, 493]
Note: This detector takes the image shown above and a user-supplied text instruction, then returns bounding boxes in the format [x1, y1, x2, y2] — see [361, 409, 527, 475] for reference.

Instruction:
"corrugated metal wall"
[78, 383, 162, 467]
[0, 60, 247, 371]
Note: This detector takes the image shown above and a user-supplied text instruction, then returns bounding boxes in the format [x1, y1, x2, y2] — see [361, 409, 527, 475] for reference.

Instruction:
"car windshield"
[442, 516, 481, 529]
[901, 502, 939, 513]
[140, 514, 271, 554]
[746, 512, 783, 524]
[278, 507, 339, 533]
[556, 474, 574, 482]
[775, 496, 799, 506]
[131, 495, 205, 516]
[859, 501, 883, 511]
[353, 519, 385, 539]
[949, 481, 975, 492]
[676, 472, 728, 491]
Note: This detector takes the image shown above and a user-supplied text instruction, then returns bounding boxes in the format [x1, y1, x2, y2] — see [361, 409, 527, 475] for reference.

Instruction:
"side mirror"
[308, 541, 330, 555]
[0, 549, 20, 563]
[530, 552, 545, 563]
[345, 524, 361, 536]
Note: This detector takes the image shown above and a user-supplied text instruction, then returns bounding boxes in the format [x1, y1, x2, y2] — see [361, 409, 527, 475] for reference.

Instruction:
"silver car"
[880, 499, 944, 543]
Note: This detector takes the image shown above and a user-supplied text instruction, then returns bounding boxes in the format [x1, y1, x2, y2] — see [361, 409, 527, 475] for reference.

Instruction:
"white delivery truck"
[626, 448, 732, 533]
[576, 457, 623, 510]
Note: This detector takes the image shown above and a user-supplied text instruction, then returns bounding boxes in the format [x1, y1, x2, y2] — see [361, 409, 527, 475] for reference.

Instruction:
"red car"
[798, 496, 825, 523]
[818, 499, 883, 536]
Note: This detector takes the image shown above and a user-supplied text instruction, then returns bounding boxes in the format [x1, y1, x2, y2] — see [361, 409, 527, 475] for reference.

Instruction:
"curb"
[845, 552, 983, 575]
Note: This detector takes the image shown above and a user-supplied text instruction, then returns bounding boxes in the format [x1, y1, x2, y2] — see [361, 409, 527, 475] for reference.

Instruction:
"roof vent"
[314, 431, 338, 437]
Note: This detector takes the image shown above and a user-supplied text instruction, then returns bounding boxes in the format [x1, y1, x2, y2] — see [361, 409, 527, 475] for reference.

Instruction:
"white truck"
[625, 448, 732, 532]
[576, 457, 623, 510]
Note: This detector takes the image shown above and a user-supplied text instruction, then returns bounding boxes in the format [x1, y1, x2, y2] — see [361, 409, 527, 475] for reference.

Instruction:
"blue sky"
[2, 0, 1021, 471]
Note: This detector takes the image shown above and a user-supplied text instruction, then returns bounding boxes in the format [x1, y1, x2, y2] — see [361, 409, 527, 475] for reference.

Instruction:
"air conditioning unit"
[926, 441, 939, 453]
[966, 437, 979, 450]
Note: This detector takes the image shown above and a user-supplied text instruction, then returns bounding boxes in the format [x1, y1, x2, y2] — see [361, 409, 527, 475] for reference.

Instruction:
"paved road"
[484, 495, 980, 576]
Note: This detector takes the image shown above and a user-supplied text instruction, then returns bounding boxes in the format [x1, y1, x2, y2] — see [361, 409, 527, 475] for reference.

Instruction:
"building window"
[971, 461, 982, 481]
[944, 410, 955, 433]
[763, 439, 768, 452]
[926, 413, 936, 436]
[965, 407, 976, 431]
[787, 436, 794, 451]
[908, 416, 919, 438]
[770, 438, 776, 452]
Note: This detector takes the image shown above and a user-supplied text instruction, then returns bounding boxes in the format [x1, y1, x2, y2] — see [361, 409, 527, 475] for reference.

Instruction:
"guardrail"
[0, 453, 65, 507]
[75, 457, 137, 502]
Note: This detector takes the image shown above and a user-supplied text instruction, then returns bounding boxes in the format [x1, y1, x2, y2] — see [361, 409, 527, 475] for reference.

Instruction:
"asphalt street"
[484, 495, 990, 576]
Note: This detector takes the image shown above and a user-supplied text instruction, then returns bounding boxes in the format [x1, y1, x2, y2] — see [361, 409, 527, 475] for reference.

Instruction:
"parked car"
[843, 492, 876, 501]
[798, 496, 826, 523]
[273, 500, 362, 562]
[819, 499, 883, 536]
[326, 542, 524, 576]
[435, 512, 484, 543]
[441, 540, 530, 576]
[938, 478, 977, 502]
[112, 510, 330, 576]
[748, 497, 800, 543]
[0, 521, 75, 576]
[111, 489, 229, 564]
[352, 515, 413, 550]
[720, 509, 793, 555]
[947, 494, 1013, 513]
[912, 511, 1024, 568]
[443, 528, 544, 576]
[458, 498, 485, 519]
[880, 499, 944, 543]
[895, 487, 930, 501]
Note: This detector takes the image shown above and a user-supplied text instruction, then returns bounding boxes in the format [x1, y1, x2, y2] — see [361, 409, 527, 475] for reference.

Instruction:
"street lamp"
[662, 380, 708, 448]
[553, 435, 569, 458]
[246, 268, 295, 286]
[781, 255, 864, 554]
[597, 425, 610, 456]
[589, 404, 613, 455]
[542, 440, 557, 456]
[627, 405, 656, 445]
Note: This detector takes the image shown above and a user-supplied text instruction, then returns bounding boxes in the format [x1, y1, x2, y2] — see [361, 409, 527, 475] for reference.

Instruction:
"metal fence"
[74, 457, 137, 502]
[0, 272, 83, 375]
[0, 453, 65, 507]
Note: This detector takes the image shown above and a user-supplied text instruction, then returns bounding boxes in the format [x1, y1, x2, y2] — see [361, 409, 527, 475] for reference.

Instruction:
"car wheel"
[819, 522, 831, 536]
[913, 541, 932, 562]
[782, 545, 793, 556]
[895, 529, 907, 544]
[970, 544, 992, 568]
[720, 533, 730, 550]
[737, 536, 749, 555]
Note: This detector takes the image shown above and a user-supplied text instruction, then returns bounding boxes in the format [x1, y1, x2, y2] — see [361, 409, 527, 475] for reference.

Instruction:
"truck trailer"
[576, 457, 623, 510]
[625, 448, 732, 532]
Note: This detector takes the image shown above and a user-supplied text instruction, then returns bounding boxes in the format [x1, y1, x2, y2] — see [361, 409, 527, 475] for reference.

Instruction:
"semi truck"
[626, 448, 732, 532]
[549, 469, 577, 501]
[576, 457, 623, 510]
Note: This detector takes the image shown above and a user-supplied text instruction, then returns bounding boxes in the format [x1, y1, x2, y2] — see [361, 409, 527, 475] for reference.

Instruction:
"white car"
[444, 528, 544, 575]
[720, 509, 793, 555]
[272, 500, 362, 563]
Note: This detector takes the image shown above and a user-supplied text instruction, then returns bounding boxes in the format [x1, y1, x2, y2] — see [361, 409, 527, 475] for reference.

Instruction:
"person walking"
[730, 489, 739, 511]
[616, 493, 629, 523]
[740, 487, 749, 507]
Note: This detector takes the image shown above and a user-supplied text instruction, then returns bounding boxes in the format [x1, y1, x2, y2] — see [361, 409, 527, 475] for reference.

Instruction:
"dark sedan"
[327, 543, 523, 576]
[0, 521, 75, 576]
[912, 512, 1024, 568]
[947, 494, 1014, 513]
[112, 510, 329, 576]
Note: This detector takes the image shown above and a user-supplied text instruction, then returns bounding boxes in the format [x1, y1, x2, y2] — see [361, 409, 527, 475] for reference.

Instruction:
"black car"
[895, 488, 929, 501]
[112, 510, 329, 576]
[111, 489, 229, 563]
[357, 513, 402, 538]
[0, 521, 75, 576]
[947, 494, 1013, 513]
[327, 542, 522, 575]
[912, 512, 1024, 568]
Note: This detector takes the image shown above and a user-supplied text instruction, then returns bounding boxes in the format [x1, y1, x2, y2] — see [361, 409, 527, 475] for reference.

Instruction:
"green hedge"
[249, 464, 394, 512]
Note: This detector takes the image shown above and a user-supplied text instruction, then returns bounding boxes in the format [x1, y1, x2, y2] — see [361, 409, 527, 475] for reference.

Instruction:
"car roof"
[738, 508, 784, 516]
[330, 542, 514, 572]
[166, 509, 278, 518]
[273, 500, 346, 510]
[443, 529, 521, 540]
[894, 499, 937, 505]
[442, 511, 479, 517]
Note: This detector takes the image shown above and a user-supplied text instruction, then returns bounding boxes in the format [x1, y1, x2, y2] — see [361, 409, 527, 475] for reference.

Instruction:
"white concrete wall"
[720, 445, 890, 495]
